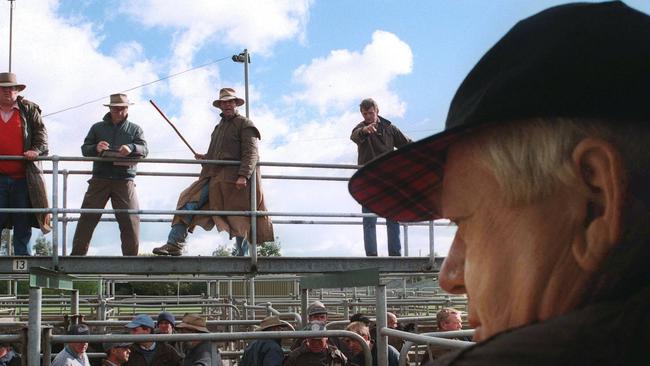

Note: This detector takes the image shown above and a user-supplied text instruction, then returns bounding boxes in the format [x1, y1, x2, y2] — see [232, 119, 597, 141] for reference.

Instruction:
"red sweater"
[0, 110, 25, 178]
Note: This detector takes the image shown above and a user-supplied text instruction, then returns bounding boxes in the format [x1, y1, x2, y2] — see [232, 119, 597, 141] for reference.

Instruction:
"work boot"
[152, 243, 183, 256]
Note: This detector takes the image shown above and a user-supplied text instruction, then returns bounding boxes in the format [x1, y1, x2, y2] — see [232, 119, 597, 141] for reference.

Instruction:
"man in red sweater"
[0, 72, 48, 256]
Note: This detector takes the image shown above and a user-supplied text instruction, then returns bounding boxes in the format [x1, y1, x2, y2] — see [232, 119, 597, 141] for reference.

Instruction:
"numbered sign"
[13, 259, 28, 271]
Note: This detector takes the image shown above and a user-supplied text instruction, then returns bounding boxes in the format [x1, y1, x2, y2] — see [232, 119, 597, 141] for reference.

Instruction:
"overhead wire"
[42, 55, 231, 118]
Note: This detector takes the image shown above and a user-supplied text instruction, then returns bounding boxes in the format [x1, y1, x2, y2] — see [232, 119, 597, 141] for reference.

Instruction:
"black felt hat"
[348, 1, 650, 222]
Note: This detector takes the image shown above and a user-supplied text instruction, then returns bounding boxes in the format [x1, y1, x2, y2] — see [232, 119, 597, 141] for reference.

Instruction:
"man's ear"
[570, 138, 625, 272]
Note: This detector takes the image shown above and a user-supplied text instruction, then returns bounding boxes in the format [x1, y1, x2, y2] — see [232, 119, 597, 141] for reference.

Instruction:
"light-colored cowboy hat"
[103, 93, 134, 107]
[0, 72, 26, 91]
[212, 87, 245, 108]
[175, 314, 210, 333]
[256, 315, 295, 331]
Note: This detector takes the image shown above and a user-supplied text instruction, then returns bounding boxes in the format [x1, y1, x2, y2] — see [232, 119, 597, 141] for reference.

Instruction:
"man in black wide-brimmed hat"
[349, 1, 650, 365]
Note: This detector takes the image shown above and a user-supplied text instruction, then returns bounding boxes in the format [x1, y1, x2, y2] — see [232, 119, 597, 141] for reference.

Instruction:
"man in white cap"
[153, 88, 273, 257]
[0, 72, 50, 256]
[71, 93, 147, 256]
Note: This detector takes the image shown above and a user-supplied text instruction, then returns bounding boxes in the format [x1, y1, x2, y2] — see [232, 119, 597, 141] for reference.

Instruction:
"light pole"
[232, 49, 250, 118]
[8, 0, 16, 72]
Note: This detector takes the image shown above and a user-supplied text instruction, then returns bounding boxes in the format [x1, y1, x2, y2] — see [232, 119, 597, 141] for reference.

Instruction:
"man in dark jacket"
[0, 72, 49, 256]
[123, 314, 181, 366]
[153, 88, 273, 257]
[101, 341, 131, 366]
[0, 342, 21, 366]
[239, 315, 294, 366]
[284, 321, 348, 366]
[345, 321, 398, 366]
[71, 93, 147, 256]
[348, 2, 650, 365]
[175, 314, 223, 366]
[350, 98, 411, 257]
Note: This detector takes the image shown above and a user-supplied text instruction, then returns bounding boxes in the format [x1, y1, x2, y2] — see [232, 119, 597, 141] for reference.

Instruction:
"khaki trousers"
[71, 178, 139, 255]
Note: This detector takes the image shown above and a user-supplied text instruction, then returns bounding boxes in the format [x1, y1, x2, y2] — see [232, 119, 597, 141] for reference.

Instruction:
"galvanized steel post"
[376, 284, 388, 366]
[429, 220, 435, 267]
[27, 287, 42, 366]
[250, 166, 258, 267]
[404, 224, 409, 256]
[62, 169, 68, 255]
[51, 156, 59, 267]
[301, 288, 308, 327]
[71, 289, 79, 315]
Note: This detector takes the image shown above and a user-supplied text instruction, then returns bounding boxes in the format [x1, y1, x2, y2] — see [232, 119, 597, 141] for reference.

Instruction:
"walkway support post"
[27, 287, 42, 366]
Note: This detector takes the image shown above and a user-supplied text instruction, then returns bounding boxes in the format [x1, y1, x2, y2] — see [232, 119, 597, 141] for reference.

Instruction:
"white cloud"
[289, 30, 413, 115]
[120, 0, 312, 56]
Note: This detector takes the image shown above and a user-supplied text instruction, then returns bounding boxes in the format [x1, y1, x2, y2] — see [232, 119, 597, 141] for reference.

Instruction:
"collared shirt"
[0, 103, 18, 123]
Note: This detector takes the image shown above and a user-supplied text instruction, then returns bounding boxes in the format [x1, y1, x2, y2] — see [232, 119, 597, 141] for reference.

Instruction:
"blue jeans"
[362, 206, 401, 256]
[167, 182, 249, 256]
[0, 176, 32, 255]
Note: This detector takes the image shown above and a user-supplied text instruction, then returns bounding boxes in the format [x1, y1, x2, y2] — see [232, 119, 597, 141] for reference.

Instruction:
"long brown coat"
[4, 97, 51, 234]
[172, 113, 274, 243]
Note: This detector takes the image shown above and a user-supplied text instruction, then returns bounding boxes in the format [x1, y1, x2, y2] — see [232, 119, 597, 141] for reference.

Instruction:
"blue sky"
[2, 0, 649, 257]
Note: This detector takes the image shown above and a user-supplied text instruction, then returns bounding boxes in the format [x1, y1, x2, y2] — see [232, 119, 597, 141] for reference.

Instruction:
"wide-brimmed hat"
[212, 88, 245, 108]
[176, 314, 210, 333]
[125, 314, 155, 329]
[256, 315, 295, 331]
[103, 93, 134, 107]
[0, 72, 26, 91]
[348, 1, 650, 223]
[308, 301, 327, 316]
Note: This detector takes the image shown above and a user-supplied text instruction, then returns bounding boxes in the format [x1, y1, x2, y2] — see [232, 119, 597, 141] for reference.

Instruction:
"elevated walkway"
[1, 256, 440, 275]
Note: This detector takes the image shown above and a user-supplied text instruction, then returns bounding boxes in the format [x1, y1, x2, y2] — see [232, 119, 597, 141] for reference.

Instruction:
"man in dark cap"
[349, 1, 650, 365]
[0, 72, 50, 256]
[102, 341, 132, 366]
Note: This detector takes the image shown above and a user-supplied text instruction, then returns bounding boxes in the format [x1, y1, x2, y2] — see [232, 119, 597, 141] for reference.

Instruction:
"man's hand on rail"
[23, 150, 39, 160]
[236, 176, 247, 190]
[194, 153, 206, 160]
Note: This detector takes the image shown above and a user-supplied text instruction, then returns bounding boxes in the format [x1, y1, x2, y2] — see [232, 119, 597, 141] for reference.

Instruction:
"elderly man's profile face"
[437, 136, 592, 341]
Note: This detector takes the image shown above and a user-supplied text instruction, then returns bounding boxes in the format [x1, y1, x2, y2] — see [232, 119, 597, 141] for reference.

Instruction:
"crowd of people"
[42, 302, 465, 366]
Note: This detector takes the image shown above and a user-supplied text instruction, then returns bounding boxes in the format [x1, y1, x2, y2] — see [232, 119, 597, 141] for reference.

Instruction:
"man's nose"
[438, 236, 467, 294]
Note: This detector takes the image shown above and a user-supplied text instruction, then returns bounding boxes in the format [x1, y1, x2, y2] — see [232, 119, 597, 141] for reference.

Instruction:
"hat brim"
[176, 323, 210, 333]
[212, 97, 245, 108]
[125, 322, 153, 329]
[104, 103, 134, 107]
[257, 320, 294, 332]
[348, 124, 480, 222]
[0, 82, 26, 92]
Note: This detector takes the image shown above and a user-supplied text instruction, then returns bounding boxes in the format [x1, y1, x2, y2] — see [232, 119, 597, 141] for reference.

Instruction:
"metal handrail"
[0, 155, 441, 266]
